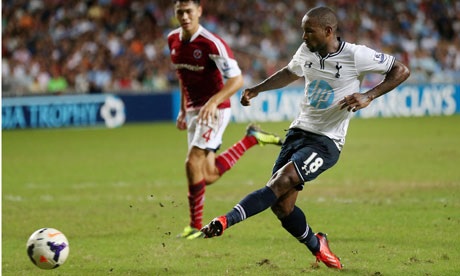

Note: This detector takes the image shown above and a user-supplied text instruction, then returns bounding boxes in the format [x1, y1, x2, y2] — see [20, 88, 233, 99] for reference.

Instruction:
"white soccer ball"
[26, 228, 70, 269]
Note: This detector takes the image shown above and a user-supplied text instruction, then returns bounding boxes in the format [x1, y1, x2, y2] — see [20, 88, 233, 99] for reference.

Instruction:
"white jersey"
[287, 41, 395, 150]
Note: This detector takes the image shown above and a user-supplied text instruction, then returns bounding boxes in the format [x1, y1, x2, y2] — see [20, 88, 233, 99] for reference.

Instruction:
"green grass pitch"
[2, 116, 460, 275]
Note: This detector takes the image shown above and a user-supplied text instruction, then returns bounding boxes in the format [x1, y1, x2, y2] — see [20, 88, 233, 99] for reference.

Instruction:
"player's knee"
[185, 156, 193, 169]
[185, 157, 201, 176]
[268, 168, 299, 194]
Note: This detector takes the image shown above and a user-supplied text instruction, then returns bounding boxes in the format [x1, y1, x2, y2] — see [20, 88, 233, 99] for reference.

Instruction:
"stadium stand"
[2, 0, 459, 96]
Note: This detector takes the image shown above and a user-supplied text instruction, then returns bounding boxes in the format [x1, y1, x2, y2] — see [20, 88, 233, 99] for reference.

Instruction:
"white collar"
[180, 25, 203, 42]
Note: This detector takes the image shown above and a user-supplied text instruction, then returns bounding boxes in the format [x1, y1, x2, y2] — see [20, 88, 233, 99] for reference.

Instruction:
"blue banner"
[2, 93, 172, 129]
[229, 84, 460, 122]
[2, 94, 124, 129]
[119, 93, 172, 122]
[359, 84, 458, 118]
[2, 84, 459, 130]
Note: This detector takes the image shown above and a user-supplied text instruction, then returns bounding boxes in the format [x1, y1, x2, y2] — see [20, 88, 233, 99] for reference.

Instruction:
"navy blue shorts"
[272, 128, 341, 190]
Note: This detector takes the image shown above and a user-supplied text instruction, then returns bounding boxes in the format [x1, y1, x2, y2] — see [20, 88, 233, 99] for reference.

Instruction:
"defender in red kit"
[167, 0, 283, 240]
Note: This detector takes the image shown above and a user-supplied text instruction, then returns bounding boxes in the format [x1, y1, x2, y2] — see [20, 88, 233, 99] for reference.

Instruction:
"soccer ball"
[26, 228, 70, 269]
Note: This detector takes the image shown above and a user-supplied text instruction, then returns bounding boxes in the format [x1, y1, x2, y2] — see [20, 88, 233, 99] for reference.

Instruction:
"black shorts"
[272, 128, 341, 190]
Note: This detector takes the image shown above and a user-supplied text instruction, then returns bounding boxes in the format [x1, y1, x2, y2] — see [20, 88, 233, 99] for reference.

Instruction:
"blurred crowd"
[2, 0, 460, 96]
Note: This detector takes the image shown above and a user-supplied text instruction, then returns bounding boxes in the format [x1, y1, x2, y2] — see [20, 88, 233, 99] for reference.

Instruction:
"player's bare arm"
[198, 74, 243, 123]
[339, 60, 410, 112]
[241, 67, 300, 106]
[176, 80, 187, 130]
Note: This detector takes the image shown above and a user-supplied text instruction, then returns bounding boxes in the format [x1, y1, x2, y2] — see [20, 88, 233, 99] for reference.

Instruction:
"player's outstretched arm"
[176, 80, 187, 130]
[198, 74, 243, 123]
[241, 67, 300, 106]
[339, 60, 410, 112]
[363, 60, 410, 101]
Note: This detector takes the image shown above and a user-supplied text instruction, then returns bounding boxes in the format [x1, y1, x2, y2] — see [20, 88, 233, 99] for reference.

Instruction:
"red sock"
[188, 180, 206, 230]
[215, 135, 258, 175]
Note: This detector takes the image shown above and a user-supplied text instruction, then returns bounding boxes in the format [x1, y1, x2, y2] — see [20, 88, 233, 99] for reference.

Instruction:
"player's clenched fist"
[240, 88, 260, 106]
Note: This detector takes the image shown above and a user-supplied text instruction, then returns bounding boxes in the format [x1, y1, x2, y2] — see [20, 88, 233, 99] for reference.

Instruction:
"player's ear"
[197, 5, 202, 17]
[324, 26, 333, 37]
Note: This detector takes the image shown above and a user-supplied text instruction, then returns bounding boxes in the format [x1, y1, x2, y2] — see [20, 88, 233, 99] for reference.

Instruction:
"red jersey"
[168, 25, 242, 110]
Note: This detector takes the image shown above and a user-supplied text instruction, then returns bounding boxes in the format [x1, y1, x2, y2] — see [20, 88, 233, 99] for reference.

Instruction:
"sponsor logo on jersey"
[307, 80, 334, 109]
[193, 49, 202, 59]
[174, 63, 204, 71]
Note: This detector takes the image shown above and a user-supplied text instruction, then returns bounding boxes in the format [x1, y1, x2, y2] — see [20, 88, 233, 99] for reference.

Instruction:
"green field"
[2, 116, 460, 275]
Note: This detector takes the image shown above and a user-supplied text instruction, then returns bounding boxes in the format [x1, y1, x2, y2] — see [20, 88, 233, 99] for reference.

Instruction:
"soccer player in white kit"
[201, 6, 410, 269]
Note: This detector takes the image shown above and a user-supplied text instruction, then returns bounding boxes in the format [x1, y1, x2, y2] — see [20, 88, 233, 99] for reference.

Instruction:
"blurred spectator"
[87, 56, 112, 92]
[2, 0, 460, 97]
[141, 66, 170, 92]
[47, 66, 68, 94]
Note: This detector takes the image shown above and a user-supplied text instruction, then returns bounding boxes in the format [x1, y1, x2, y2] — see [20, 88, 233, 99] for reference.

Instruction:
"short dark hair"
[307, 7, 338, 32]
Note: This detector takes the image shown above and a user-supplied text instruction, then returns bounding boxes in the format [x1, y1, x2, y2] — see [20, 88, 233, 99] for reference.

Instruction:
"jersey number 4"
[202, 128, 213, 142]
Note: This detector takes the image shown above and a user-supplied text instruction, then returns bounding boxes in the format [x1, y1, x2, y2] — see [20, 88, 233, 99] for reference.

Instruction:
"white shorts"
[186, 108, 231, 151]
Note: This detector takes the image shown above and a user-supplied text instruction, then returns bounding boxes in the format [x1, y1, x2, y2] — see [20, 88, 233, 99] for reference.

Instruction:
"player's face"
[301, 15, 328, 55]
[175, 1, 202, 37]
